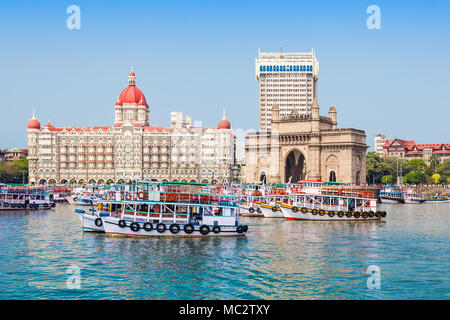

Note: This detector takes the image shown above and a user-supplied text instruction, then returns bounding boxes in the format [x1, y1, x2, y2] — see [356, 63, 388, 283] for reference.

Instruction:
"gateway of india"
[245, 50, 368, 184]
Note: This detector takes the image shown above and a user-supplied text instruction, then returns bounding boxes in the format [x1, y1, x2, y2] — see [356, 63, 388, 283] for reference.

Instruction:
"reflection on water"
[0, 203, 448, 299]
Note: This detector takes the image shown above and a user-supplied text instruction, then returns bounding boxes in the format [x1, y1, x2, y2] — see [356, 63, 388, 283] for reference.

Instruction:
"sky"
[0, 0, 449, 150]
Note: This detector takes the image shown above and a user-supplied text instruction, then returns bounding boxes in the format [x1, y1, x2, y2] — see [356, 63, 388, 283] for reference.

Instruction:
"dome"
[27, 118, 40, 129]
[115, 70, 148, 108]
[27, 110, 40, 129]
[43, 121, 55, 129]
[217, 119, 231, 129]
[217, 109, 231, 129]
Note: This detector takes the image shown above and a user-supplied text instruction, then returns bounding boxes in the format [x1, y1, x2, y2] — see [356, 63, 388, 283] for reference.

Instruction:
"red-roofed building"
[27, 69, 236, 185]
[1, 148, 28, 161]
[382, 138, 450, 163]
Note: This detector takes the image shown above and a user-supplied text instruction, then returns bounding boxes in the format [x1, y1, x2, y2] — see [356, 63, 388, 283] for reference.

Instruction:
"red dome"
[116, 71, 148, 108]
[27, 118, 40, 129]
[217, 119, 231, 129]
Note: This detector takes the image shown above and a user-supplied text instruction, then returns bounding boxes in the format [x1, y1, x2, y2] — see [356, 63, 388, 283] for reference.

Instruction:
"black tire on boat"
[354, 212, 361, 219]
[183, 224, 194, 234]
[301, 207, 307, 213]
[143, 222, 153, 232]
[362, 212, 368, 219]
[200, 225, 210, 235]
[271, 206, 278, 212]
[130, 222, 140, 232]
[381, 211, 387, 218]
[375, 212, 381, 218]
[4, 203, 9, 207]
[44, 203, 48, 208]
[328, 211, 335, 217]
[11, 204, 16, 208]
[311, 209, 318, 215]
[292, 206, 299, 213]
[51, 203, 56, 208]
[242, 225, 248, 232]
[95, 218, 103, 227]
[118, 220, 126, 228]
[236, 225, 244, 234]
[368, 211, 375, 218]
[256, 208, 262, 214]
[16, 204, 22, 209]
[248, 207, 255, 213]
[156, 223, 166, 233]
[346, 212, 353, 218]
[319, 210, 325, 216]
[212, 226, 221, 234]
[169, 223, 180, 234]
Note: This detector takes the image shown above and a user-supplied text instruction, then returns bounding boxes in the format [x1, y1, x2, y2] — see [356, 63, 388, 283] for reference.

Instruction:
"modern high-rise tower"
[256, 49, 319, 131]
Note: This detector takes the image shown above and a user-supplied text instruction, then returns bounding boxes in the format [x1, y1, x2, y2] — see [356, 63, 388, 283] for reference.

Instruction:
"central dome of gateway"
[115, 70, 148, 108]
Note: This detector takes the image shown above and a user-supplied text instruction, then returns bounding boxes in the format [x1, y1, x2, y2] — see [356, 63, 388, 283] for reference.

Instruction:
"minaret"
[311, 98, 320, 132]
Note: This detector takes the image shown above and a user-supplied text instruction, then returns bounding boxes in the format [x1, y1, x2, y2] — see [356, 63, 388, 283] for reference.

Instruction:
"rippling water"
[0, 203, 448, 299]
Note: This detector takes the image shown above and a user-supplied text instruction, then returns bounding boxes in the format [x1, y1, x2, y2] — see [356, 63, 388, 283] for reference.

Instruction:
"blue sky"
[0, 0, 449, 150]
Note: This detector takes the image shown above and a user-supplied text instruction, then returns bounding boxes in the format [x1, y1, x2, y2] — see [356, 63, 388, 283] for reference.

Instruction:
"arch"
[88, 179, 96, 184]
[329, 171, 336, 182]
[260, 171, 267, 184]
[106, 179, 114, 185]
[181, 179, 188, 183]
[60, 179, 68, 185]
[201, 179, 209, 184]
[117, 179, 125, 184]
[97, 179, 105, 185]
[211, 179, 218, 185]
[78, 179, 85, 185]
[39, 179, 47, 186]
[284, 149, 305, 183]
[189, 179, 197, 183]
[69, 179, 77, 185]
[48, 179, 56, 185]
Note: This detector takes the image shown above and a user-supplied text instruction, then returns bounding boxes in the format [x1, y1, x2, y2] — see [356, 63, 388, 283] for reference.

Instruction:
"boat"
[379, 186, 404, 203]
[82, 181, 248, 237]
[258, 180, 386, 221]
[403, 189, 424, 204]
[423, 195, 450, 203]
[0, 185, 56, 210]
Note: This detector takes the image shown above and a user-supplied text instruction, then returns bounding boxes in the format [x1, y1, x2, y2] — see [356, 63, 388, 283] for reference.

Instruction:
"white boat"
[0, 185, 56, 210]
[90, 181, 248, 238]
[403, 189, 424, 204]
[379, 186, 404, 203]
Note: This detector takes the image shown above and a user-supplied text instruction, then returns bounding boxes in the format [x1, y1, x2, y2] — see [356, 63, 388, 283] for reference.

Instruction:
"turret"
[328, 104, 337, 129]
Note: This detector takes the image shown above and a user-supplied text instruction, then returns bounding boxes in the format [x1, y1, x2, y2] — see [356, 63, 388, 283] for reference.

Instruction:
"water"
[0, 203, 448, 299]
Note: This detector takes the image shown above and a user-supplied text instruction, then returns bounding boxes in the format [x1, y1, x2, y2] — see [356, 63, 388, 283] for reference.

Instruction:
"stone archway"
[106, 179, 114, 185]
[284, 149, 305, 183]
[329, 171, 336, 182]
[39, 179, 47, 186]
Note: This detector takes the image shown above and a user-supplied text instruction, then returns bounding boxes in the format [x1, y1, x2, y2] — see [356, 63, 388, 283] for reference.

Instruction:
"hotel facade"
[27, 71, 235, 185]
[255, 49, 319, 131]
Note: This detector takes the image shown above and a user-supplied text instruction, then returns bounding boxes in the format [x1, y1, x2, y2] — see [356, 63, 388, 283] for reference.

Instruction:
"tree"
[381, 175, 393, 184]
[431, 173, 440, 183]
[405, 171, 427, 184]
[0, 157, 28, 184]
[409, 158, 427, 174]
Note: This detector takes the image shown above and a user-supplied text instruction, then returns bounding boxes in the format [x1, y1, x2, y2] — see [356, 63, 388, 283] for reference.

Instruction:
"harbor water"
[0, 203, 448, 299]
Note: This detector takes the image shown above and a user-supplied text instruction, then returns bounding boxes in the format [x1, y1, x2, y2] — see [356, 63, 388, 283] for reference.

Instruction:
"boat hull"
[259, 204, 284, 218]
[78, 212, 105, 232]
[280, 205, 383, 221]
[101, 216, 246, 237]
[379, 197, 401, 204]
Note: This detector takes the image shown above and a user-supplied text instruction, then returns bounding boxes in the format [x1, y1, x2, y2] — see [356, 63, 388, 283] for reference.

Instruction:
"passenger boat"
[379, 186, 404, 203]
[0, 185, 56, 210]
[403, 189, 424, 204]
[423, 195, 450, 203]
[81, 181, 248, 237]
[256, 180, 386, 221]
